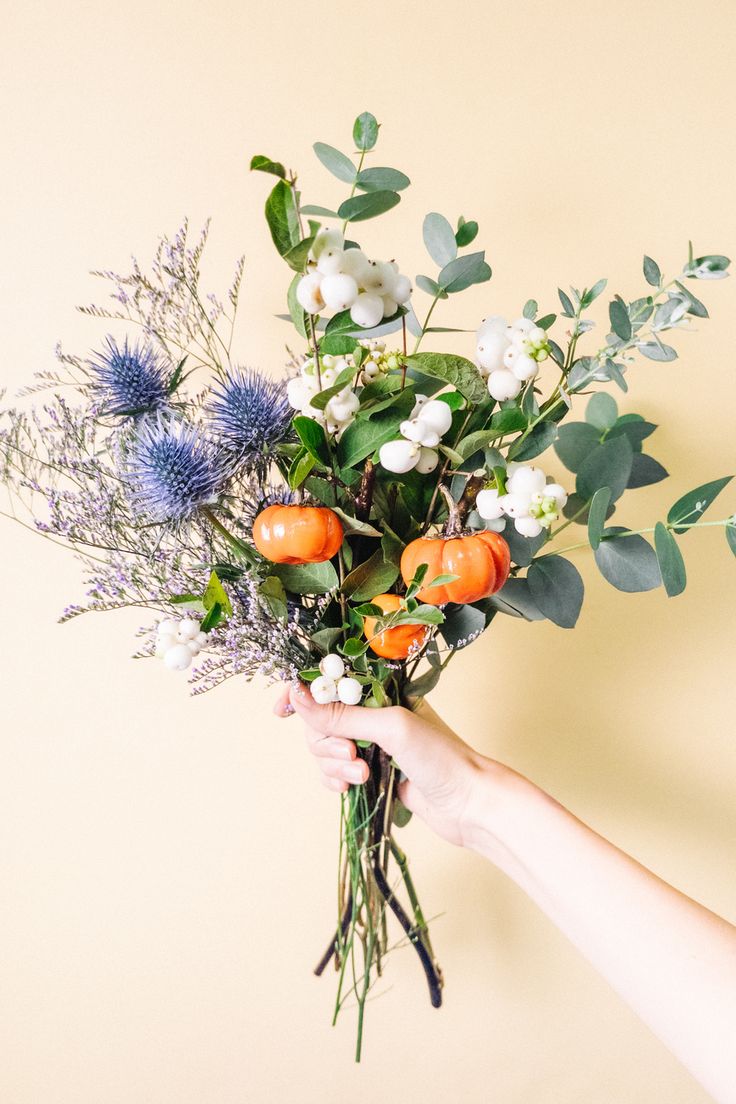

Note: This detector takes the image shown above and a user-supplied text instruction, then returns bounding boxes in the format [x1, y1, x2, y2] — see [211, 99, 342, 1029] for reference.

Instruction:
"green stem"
[340, 149, 367, 236]
[412, 293, 442, 354]
[543, 517, 732, 559]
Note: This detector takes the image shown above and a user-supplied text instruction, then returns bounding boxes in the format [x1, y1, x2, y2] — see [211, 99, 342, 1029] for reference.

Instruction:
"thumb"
[289, 683, 412, 760]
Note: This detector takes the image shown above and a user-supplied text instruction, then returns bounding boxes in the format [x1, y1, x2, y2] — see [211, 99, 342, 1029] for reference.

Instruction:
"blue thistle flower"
[88, 337, 171, 417]
[208, 367, 292, 467]
[128, 417, 223, 524]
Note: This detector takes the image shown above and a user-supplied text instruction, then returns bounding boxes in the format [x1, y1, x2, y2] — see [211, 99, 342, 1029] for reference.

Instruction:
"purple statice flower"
[128, 416, 224, 524]
[208, 366, 292, 469]
[88, 336, 172, 417]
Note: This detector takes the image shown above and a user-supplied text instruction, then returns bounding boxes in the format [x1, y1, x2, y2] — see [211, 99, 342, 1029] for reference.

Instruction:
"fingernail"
[282, 704, 295, 716]
[345, 763, 366, 784]
[334, 743, 353, 760]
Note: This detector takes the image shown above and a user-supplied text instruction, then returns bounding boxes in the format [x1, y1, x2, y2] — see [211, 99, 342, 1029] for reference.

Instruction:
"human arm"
[276, 685, 736, 1104]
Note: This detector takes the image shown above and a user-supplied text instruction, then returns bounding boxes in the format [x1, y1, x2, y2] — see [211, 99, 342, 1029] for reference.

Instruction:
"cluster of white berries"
[476, 463, 568, 538]
[358, 338, 403, 385]
[309, 653, 363, 705]
[155, 617, 209, 671]
[296, 229, 412, 328]
[287, 352, 360, 437]
[476, 316, 551, 402]
[378, 395, 453, 474]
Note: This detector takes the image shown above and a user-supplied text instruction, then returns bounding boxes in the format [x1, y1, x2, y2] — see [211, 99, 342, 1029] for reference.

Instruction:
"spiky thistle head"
[88, 337, 172, 417]
[127, 416, 224, 524]
[208, 367, 292, 468]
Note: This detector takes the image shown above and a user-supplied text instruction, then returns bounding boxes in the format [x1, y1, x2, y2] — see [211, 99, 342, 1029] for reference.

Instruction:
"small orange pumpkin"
[252, 504, 343, 564]
[363, 593, 429, 660]
[400, 531, 510, 605]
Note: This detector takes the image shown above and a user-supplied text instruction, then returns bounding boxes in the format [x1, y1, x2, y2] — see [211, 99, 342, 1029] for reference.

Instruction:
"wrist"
[461, 756, 554, 876]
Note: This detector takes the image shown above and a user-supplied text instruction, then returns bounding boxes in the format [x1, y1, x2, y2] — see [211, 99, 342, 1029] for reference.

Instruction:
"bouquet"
[2, 111, 734, 1061]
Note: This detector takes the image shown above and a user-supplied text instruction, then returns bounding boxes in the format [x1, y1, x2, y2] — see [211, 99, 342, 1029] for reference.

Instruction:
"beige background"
[2, 1, 736, 1101]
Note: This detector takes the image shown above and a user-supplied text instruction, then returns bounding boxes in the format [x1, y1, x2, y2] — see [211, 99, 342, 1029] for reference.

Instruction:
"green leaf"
[274, 560, 339, 595]
[594, 527, 661, 592]
[558, 288, 574, 316]
[337, 392, 414, 468]
[287, 274, 308, 339]
[250, 155, 287, 178]
[169, 593, 206, 614]
[627, 453, 668, 488]
[587, 487, 612, 550]
[438, 251, 491, 293]
[342, 548, 399, 601]
[391, 604, 444, 627]
[554, 422, 600, 473]
[490, 407, 528, 434]
[585, 392, 618, 431]
[673, 280, 708, 318]
[456, 429, 500, 460]
[199, 601, 223, 632]
[300, 204, 339, 218]
[330, 507, 382, 538]
[293, 415, 331, 466]
[357, 167, 410, 192]
[609, 298, 632, 341]
[654, 523, 686, 597]
[576, 436, 633, 503]
[683, 254, 731, 280]
[338, 190, 400, 223]
[643, 256, 661, 287]
[489, 577, 545, 621]
[527, 555, 584, 628]
[667, 476, 733, 534]
[726, 521, 736, 557]
[403, 352, 486, 403]
[435, 390, 465, 412]
[307, 365, 357, 410]
[416, 275, 448, 298]
[282, 233, 317, 273]
[313, 142, 356, 183]
[455, 217, 479, 247]
[522, 299, 538, 320]
[439, 443, 464, 466]
[319, 334, 358, 356]
[203, 570, 233, 618]
[340, 636, 368, 657]
[607, 415, 657, 450]
[423, 213, 458, 267]
[311, 627, 343, 654]
[264, 180, 300, 259]
[288, 448, 315, 490]
[501, 526, 547, 568]
[637, 340, 677, 362]
[353, 112, 379, 151]
[508, 422, 558, 462]
[258, 575, 288, 621]
[582, 278, 608, 306]
[405, 665, 441, 700]
[537, 313, 557, 330]
[440, 603, 487, 649]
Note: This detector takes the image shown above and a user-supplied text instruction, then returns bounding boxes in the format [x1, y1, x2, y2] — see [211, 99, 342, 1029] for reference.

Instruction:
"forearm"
[470, 763, 736, 1104]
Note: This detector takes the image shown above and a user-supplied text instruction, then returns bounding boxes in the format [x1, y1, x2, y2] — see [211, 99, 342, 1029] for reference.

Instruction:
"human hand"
[274, 684, 501, 849]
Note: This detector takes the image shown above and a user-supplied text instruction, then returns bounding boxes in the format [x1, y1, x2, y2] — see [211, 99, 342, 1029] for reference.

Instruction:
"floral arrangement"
[2, 112, 735, 1060]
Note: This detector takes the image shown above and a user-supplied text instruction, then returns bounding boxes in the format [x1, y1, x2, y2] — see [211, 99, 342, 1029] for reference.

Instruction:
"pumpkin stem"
[438, 483, 463, 537]
[456, 472, 485, 525]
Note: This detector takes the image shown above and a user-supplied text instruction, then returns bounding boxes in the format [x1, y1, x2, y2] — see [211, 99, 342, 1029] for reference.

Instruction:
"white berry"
[514, 515, 544, 538]
[350, 293, 384, 329]
[321, 273, 359, 312]
[415, 447, 439, 474]
[310, 675, 339, 704]
[476, 488, 504, 520]
[320, 653, 345, 681]
[163, 644, 193, 671]
[337, 677, 363, 706]
[296, 273, 325, 315]
[416, 399, 453, 436]
[392, 274, 412, 303]
[379, 438, 420, 473]
[488, 370, 522, 401]
[157, 619, 178, 637]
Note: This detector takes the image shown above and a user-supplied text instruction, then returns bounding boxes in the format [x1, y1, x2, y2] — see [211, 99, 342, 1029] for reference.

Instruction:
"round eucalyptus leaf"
[594, 527, 661, 592]
[527, 555, 584, 628]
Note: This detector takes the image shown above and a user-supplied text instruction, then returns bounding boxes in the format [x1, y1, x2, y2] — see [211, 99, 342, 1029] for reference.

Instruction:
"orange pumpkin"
[400, 531, 510, 605]
[252, 504, 343, 564]
[363, 593, 429, 660]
